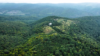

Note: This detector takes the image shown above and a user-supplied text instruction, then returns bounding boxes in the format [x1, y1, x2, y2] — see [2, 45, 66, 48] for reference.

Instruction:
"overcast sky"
[0, 0, 100, 3]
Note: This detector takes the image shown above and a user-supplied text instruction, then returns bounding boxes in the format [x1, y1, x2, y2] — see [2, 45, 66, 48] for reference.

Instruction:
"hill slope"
[29, 16, 100, 55]
[1, 16, 100, 56]
[31, 16, 100, 38]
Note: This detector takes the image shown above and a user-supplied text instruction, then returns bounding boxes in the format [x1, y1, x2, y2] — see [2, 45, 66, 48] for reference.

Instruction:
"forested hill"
[30, 16, 100, 55]
[1, 16, 100, 56]
[31, 16, 100, 40]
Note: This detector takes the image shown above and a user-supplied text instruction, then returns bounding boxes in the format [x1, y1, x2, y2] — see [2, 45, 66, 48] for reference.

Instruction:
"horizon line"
[0, 2, 100, 4]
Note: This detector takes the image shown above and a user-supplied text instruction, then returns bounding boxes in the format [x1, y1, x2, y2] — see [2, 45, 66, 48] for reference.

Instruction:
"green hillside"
[0, 16, 100, 56]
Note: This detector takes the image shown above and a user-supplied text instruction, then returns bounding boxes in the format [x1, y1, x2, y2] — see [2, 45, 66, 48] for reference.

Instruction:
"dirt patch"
[43, 26, 55, 34]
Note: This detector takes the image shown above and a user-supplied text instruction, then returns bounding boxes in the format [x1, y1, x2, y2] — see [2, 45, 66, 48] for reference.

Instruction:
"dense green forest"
[0, 15, 100, 56]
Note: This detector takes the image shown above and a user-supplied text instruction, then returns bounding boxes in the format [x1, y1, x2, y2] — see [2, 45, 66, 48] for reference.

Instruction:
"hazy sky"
[0, 0, 100, 3]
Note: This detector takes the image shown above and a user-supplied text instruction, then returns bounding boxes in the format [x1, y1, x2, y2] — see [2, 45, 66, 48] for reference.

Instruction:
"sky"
[0, 0, 100, 3]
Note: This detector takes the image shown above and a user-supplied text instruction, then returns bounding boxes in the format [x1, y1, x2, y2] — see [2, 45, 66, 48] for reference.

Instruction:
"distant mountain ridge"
[0, 3, 100, 18]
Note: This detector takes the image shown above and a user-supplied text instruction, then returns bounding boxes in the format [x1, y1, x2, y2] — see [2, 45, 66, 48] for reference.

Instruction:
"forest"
[0, 15, 100, 56]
